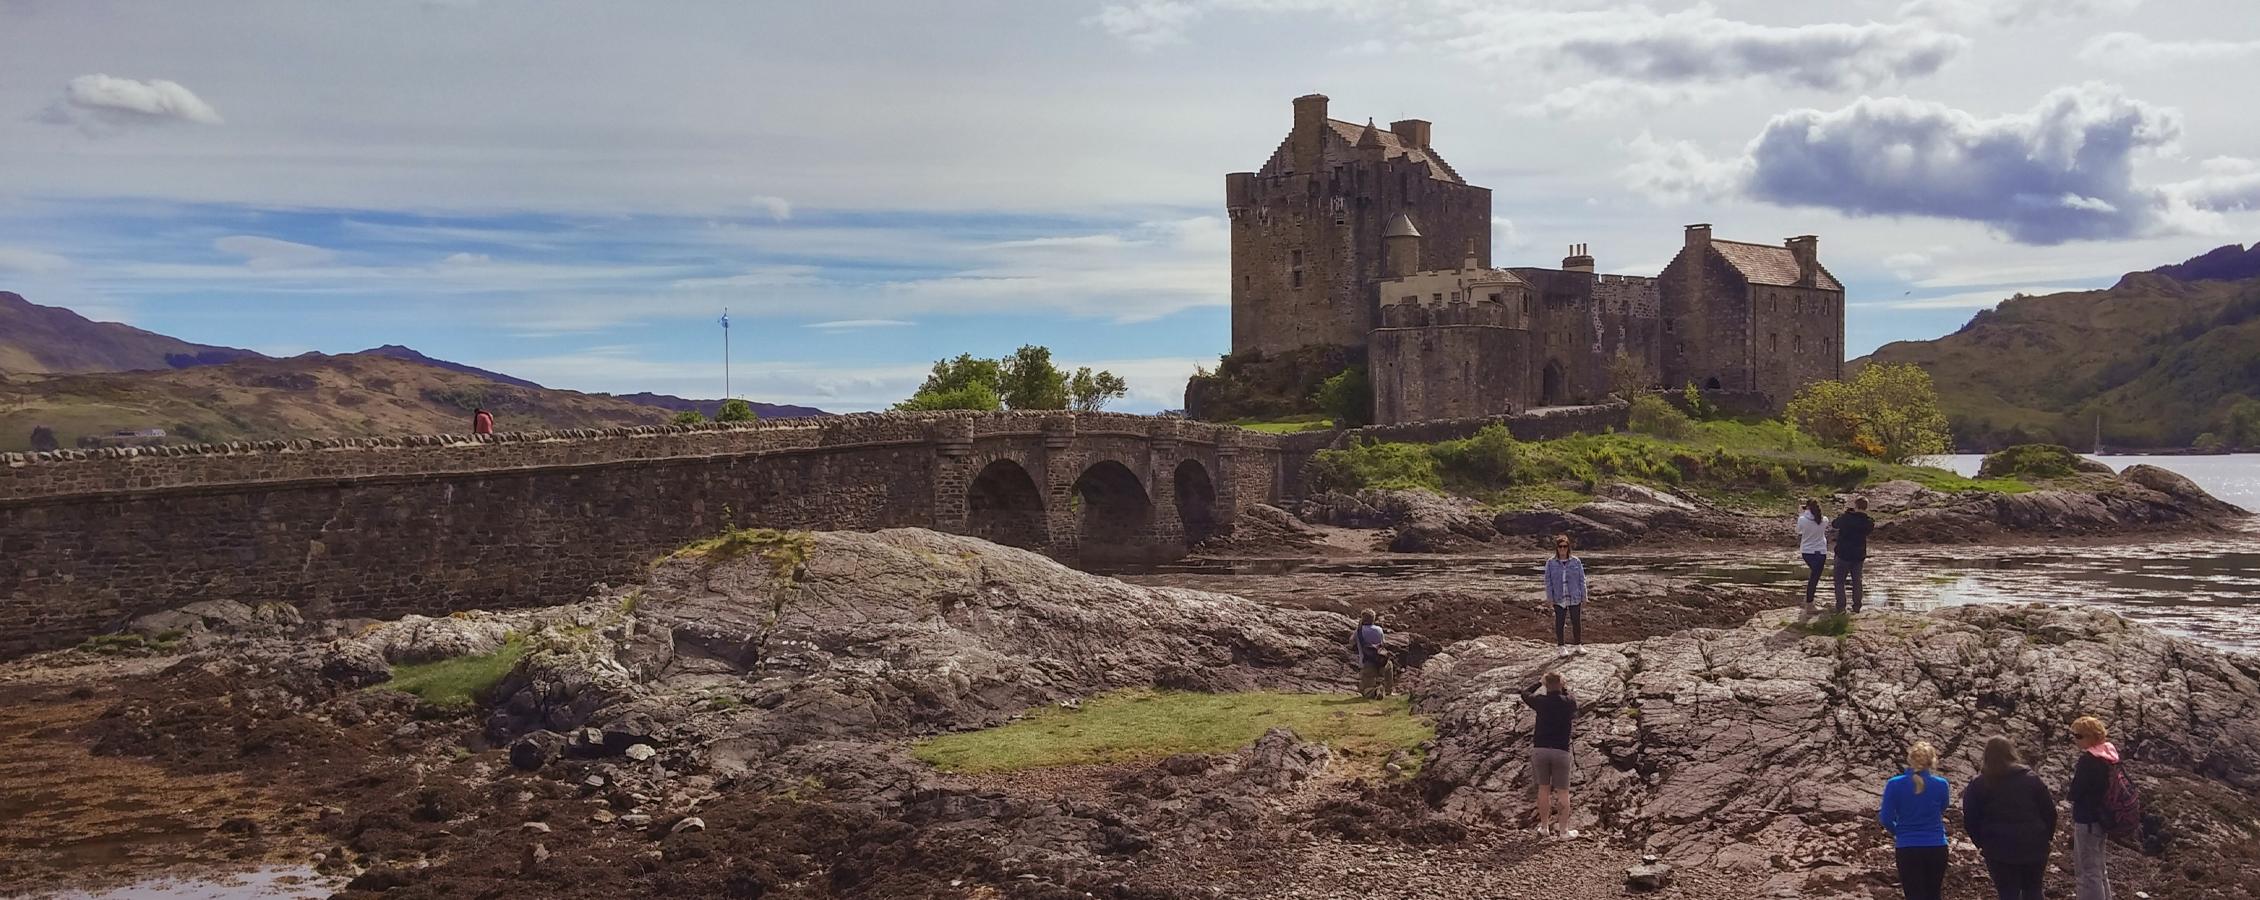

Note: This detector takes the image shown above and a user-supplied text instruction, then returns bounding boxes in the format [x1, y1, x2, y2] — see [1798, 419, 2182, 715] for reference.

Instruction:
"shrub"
[717, 399, 759, 423]
[1430, 424, 1520, 486]
[671, 410, 707, 425]
[1314, 365, 1373, 428]
[1978, 443, 2084, 479]
[895, 382, 1002, 412]
[1786, 364, 1951, 463]
[1627, 395, 1694, 439]
[1308, 441, 1441, 493]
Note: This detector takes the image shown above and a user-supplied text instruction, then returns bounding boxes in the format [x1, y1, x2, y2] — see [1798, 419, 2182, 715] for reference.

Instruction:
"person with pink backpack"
[2066, 715, 2142, 900]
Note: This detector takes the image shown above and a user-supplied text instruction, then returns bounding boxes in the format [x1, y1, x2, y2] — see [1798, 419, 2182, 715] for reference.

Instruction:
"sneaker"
[1561, 828, 1581, 840]
[1572, 646, 1585, 657]
[1534, 825, 1552, 838]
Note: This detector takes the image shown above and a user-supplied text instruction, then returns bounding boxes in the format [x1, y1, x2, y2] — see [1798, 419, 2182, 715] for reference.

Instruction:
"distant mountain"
[0, 292, 260, 375]
[357, 344, 545, 390]
[605, 392, 828, 420]
[1855, 243, 2260, 451]
[0, 351, 679, 452]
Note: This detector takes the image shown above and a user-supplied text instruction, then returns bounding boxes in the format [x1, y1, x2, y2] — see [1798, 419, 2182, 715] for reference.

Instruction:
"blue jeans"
[1801, 552, 1827, 605]
[1553, 603, 1582, 646]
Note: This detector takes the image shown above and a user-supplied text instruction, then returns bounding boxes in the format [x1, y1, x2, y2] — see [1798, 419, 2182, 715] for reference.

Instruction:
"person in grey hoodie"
[1962, 736, 2057, 900]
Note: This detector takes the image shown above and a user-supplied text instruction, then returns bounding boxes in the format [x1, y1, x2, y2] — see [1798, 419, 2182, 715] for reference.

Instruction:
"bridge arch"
[1070, 459, 1153, 562]
[966, 458, 1047, 550]
[1173, 458, 1219, 547]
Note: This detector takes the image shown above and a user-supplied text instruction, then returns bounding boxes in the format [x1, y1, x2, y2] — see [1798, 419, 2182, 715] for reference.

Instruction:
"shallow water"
[44, 867, 336, 899]
[1930, 452, 2260, 511]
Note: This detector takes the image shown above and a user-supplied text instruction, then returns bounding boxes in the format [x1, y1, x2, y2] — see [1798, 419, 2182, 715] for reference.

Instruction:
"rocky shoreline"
[3, 526, 2258, 899]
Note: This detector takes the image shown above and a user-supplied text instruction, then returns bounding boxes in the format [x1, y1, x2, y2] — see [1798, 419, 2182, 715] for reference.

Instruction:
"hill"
[0, 292, 258, 374]
[0, 352, 675, 452]
[358, 344, 544, 389]
[604, 391, 827, 420]
[1856, 244, 2260, 451]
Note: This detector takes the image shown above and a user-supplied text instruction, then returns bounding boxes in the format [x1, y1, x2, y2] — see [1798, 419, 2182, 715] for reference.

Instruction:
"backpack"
[2101, 760, 2144, 844]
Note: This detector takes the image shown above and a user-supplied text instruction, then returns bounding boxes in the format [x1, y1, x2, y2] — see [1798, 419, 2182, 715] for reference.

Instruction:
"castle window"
[1402, 296, 1417, 305]
[1432, 293, 1443, 304]
[1290, 250, 1304, 289]
[1770, 333, 1779, 353]
[1794, 335, 1803, 353]
[1292, 270, 1304, 288]
[1488, 292, 1501, 304]
[1665, 318, 1675, 333]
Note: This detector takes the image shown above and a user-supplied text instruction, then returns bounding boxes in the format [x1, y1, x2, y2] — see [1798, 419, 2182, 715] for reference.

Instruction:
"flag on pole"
[719, 311, 730, 329]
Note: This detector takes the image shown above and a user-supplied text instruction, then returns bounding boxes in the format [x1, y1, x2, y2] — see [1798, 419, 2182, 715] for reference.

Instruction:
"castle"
[1226, 94, 1846, 424]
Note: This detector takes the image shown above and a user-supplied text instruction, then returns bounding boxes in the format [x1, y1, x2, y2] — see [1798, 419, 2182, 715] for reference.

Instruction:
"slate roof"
[1711, 239, 1843, 292]
[1324, 119, 1465, 184]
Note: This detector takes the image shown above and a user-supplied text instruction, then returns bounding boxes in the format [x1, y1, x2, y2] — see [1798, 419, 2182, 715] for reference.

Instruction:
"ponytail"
[1906, 741, 1939, 794]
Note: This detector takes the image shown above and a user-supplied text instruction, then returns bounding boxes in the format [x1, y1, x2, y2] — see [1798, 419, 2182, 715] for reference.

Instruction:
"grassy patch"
[75, 632, 182, 656]
[1789, 612, 1856, 638]
[666, 527, 814, 574]
[1308, 417, 2033, 514]
[1231, 415, 1335, 434]
[380, 635, 527, 712]
[912, 689, 1433, 776]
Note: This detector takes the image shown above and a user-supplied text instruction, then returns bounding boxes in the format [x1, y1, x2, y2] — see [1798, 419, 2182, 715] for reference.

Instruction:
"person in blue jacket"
[1879, 740, 1952, 900]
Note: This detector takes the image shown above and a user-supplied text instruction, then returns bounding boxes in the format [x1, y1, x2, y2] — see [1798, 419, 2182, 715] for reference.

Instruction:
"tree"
[1069, 367, 1129, 412]
[671, 410, 707, 425]
[914, 354, 1006, 398]
[2194, 431, 2230, 453]
[999, 345, 1068, 411]
[1786, 363, 1952, 463]
[1605, 353, 1653, 401]
[894, 382, 1003, 411]
[717, 399, 758, 423]
[2226, 397, 2260, 449]
[1314, 365, 1372, 427]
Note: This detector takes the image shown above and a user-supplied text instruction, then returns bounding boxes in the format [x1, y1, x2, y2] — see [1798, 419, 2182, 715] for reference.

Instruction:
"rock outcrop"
[1415, 604, 2260, 897]
[1299, 489, 1498, 552]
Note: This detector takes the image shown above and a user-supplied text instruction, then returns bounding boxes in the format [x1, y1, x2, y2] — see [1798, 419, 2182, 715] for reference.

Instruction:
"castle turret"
[1384, 213, 1423, 278]
[1787, 235, 1818, 287]
[1563, 242, 1594, 274]
[1390, 119, 1432, 147]
[1290, 94, 1329, 174]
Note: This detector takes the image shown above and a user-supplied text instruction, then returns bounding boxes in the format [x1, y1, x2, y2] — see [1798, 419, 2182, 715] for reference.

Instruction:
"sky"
[2, 0, 2256, 413]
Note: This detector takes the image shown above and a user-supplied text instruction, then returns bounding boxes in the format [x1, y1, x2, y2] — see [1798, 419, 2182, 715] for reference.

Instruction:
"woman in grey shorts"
[1522, 671, 1578, 838]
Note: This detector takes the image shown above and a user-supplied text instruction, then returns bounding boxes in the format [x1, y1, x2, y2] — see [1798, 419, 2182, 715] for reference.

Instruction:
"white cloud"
[805, 319, 915, 330]
[213, 235, 337, 269]
[751, 195, 793, 221]
[441, 251, 492, 265]
[38, 74, 222, 135]
[2078, 32, 2260, 69]
[1900, 0, 2140, 27]
[669, 265, 823, 290]
[1519, 79, 1704, 120]
[1627, 85, 2206, 244]
[0, 246, 70, 273]
[1491, 216, 1525, 250]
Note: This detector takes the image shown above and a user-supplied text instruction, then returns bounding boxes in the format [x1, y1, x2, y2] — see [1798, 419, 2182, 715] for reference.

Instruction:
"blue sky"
[3, 0, 2256, 411]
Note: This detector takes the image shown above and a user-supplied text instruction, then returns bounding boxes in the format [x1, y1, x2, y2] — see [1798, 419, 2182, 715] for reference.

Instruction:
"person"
[2067, 716, 2118, 900]
[472, 408, 495, 436]
[1962, 736, 2057, 900]
[1521, 671, 1577, 839]
[1833, 497, 1875, 613]
[1351, 610, 1386, 700]
[1795, 498, 1829, 610]
[1879, 740, 1952, 900]
[1544, 533, 1587, 657]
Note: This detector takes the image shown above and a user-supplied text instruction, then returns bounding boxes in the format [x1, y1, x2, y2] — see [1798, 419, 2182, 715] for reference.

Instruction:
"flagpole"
[722, 307, 732, 404]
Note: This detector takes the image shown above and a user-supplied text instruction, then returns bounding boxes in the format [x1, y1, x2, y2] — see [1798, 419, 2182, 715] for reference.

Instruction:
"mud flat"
[5, 528, 2258, 899]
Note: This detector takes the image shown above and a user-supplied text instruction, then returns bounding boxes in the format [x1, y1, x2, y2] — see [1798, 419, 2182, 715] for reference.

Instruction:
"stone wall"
[1368, 321, 1527, 425]
[0, 413, 1285, 657]
[1345, 402, 1628, 447]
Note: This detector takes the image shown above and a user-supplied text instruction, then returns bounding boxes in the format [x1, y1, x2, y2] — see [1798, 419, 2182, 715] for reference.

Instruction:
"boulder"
[1493, 509, 1629, 548]
[319, 640, 392, 687]
[509, 730, 566, 771]
[1415, 604, 2260, 894]
[1625, 862, 1673, 892]
[1844, 480, 1945, 514]
[1301, 489, 1496, 552]
[1595, 482, 1698, 511]
[1192, 503, 1325, 556]
[2123, 464, 2248, 515]
[361, 614, 513, 664]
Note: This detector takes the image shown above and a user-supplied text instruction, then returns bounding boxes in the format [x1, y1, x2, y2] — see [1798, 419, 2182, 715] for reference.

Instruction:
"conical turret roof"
[1383, 212, 1421, 238]
[1356, 118, 1384, 149]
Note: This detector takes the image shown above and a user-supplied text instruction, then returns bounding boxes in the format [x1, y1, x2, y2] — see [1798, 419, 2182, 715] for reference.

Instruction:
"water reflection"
[47, 867, 334, 899]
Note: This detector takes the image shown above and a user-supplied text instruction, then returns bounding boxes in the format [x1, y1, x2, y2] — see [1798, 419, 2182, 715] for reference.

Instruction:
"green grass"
[1308, 417, 2035, 514]
[912, 689, 1433, 776]
[380, 635, 527, 712]
[1789, 611, 1856, 638]
[1231, 415, 1335, 434]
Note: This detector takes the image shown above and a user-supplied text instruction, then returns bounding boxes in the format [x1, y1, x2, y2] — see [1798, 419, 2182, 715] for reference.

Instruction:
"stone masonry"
[0, 412, 1287, 657]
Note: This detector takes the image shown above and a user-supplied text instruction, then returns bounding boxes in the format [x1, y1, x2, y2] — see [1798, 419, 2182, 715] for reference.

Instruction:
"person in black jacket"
[1962, 736, 2057, 900]
[1832, 496, 1875, 613]
[1521, 671, 1577, 839]
[2066, 716, 2119, 900]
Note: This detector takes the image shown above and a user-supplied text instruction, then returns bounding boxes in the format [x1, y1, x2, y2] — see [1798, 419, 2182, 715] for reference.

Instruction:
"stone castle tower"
[1226, 94, 1491, 356]
[1222, 94, 1846, 423]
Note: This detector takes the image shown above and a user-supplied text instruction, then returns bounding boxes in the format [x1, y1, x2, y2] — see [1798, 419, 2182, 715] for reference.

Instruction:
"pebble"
[590, 809, 616, 824]
[625, 743, 656, 761]
[671, 816, 706, 834]
[521, 821, 552, 834]
[619, 814, 653, 827]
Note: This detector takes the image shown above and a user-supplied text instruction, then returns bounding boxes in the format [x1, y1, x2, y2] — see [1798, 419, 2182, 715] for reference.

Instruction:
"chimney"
[1291, 94, 1329, 174]
[1787, 235, 1818, 286]
[1383, 213, 1422, 278]
[1685, 223, 1712, 250]
[1390, 119, 1432, 148]
[1462, 238, 1479, 272]
[1563, 242, 1594, 274]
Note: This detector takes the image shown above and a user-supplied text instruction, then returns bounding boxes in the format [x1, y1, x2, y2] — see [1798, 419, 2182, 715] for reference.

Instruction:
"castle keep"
[1226, 94, 1846, 424]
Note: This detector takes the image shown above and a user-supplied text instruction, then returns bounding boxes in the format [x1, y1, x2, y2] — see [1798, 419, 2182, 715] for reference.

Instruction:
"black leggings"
[1983, 858, 2044, 900]
[1895, 846, 1948, 900]
[1802, 552, 1827, 604]
[1553, 604, 1582, 646]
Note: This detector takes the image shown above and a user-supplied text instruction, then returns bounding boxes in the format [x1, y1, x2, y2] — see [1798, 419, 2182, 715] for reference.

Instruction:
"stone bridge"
[0, 412, 1289, 657]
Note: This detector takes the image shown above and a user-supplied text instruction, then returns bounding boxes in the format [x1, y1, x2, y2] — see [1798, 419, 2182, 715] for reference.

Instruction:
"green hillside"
[1856, 250, 2260, 451]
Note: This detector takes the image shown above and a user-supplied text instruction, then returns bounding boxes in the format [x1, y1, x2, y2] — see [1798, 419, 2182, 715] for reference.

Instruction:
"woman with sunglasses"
[1544, 533, 1587, 657]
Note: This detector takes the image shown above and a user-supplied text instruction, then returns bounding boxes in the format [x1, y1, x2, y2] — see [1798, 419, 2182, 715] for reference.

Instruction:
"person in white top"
[1795, 498, 1830, 610]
